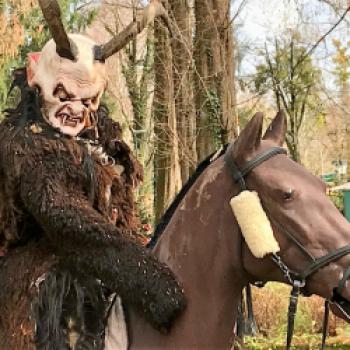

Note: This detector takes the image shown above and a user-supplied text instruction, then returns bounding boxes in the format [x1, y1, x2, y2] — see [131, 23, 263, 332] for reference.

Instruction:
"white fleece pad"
[104, 296, 128, 350]
[230, 190, 280, 258]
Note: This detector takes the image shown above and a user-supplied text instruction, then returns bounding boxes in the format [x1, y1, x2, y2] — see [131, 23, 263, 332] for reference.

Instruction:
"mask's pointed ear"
[27, 52, 41, 86]
[234, 112, 264, 158]
[263, 110, 287, 146]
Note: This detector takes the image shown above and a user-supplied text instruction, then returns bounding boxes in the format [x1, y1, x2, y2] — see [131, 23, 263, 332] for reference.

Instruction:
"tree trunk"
[194, 0, 237, 162]
[169, 0, 197, 183]
[123, 24, 155, 225]
[153, 9, 182, 221]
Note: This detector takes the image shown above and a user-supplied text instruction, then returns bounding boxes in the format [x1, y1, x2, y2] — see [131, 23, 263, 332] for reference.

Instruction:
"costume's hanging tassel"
[321, 299, 330, 350]
[230, 191, 280, 258]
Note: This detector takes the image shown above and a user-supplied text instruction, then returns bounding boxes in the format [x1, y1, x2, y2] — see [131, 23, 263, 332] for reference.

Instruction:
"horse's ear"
[263, 110, 287, 146]
[234, 112, 264, 156]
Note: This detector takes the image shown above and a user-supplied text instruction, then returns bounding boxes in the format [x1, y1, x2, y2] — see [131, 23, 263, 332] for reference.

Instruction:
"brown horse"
[126, 111, 350, 349]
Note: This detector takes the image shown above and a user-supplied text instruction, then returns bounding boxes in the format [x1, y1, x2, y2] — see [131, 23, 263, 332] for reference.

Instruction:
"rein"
[224, 145, 350, 350]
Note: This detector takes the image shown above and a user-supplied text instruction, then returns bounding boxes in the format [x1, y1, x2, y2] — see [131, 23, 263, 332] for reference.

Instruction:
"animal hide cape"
[0, 69, 185, 349]
[230, 190, 280, 258]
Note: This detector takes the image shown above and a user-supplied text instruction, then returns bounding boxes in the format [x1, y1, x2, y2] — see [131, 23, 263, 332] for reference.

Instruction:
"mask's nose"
[66, 101, 86, 117]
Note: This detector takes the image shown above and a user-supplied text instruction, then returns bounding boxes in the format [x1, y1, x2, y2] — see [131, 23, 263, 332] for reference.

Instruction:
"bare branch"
[95, 0, 173, 61]
[226, 0, 248, 29]
[293, 5, 350, 71]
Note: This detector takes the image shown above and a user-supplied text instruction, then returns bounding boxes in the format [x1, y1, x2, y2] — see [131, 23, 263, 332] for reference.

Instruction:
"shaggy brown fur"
[0, 70, 185, 349]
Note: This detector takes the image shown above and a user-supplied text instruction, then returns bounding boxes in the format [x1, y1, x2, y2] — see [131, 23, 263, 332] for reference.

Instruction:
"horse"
[123, 111, 350, 349]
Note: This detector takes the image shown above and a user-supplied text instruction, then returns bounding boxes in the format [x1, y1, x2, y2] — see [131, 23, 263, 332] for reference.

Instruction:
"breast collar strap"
[224, 143, 350, 350]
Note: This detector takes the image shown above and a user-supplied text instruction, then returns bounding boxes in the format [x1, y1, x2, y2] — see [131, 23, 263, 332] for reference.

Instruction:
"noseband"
[224, 145, 350, 350]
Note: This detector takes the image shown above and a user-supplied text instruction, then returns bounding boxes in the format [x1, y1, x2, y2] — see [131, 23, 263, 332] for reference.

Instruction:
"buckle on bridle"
[292, 279, 305, 289]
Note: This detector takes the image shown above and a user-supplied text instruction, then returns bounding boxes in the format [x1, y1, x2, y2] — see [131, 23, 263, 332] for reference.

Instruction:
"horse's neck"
[134, 158, 247, 348]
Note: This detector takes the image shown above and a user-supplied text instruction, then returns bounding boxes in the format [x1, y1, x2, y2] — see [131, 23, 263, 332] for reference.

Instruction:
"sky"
[233, 0, 350, 89]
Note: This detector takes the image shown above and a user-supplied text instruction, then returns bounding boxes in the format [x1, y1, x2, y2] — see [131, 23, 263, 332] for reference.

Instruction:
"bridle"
[224, 144, 350, 350]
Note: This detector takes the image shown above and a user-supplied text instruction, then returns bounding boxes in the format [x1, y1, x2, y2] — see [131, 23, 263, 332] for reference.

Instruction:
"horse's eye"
[283, 188, 295, 201]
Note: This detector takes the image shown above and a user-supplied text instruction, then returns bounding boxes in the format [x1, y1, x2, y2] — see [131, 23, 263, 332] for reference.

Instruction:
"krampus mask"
[28, 0, 170, 137]
[28, 34, 107, 136]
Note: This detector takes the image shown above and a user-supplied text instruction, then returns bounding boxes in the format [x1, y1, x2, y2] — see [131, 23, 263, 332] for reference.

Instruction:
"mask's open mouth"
[331, 289, 350, 322]
[56, 112, 84, 128]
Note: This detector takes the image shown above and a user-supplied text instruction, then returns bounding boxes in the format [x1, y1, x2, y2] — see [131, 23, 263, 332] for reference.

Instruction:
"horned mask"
[28, 0, 171, 137]
[28, 34, 107, 136]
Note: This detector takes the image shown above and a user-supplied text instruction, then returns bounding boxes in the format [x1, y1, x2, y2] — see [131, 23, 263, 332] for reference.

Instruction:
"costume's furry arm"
[19, 155, 185, 332]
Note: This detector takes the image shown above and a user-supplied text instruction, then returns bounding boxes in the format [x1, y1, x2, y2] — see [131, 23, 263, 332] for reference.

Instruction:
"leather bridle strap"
[270, 245, 350, 350]
[321, 300, 330, 350]
[224, 145, 287, 190]
[300, 245, 350, 280]
[224, 144, 350, 350]
[279, 244, 350, 350]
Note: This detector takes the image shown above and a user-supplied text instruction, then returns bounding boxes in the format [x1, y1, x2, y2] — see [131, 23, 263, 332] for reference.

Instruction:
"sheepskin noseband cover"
[230, 190, 280, 258]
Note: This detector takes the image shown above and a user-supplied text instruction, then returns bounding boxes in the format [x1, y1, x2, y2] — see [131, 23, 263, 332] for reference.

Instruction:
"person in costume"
[0, 1, 185, 349]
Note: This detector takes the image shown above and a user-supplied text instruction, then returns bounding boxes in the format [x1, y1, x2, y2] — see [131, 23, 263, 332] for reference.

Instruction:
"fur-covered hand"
[140, 270, 186, 333]
[20, 153, 185, 332]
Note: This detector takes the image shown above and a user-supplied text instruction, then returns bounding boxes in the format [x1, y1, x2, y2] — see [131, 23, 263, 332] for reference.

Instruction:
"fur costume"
[0, 69, 185, 349]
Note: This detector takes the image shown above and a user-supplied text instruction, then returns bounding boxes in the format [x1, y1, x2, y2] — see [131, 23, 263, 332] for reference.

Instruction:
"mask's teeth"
[62, 115, 67, 125]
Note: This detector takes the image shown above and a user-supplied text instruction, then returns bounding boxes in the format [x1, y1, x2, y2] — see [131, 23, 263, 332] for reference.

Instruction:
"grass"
[241, 283, 350, 349]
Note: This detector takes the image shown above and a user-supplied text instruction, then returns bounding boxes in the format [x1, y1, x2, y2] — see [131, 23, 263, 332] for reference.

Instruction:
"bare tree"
[153, 2, 182, 220]
[169, 0, 197, 182]
[254, 37, 321, 161]
[89, 0, 238, 220]
[194, 0, 237, 162]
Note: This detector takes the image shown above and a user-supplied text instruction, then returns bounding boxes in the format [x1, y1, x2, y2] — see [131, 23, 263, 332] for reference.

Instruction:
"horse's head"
[228, 111, 350, 320]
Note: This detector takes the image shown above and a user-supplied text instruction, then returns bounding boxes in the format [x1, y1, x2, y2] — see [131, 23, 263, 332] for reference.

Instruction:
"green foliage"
[121, 34, 155, 225]
[101, 91, 118, 117]
[329, 190, 344, 212]
[245, 282, 350, 349]
[254, 45, 319, 100]
[204, 88, 222, 149]
[0, 1, 96, 114]
[332, 39, 350, 89]
[253, 36, 321, 161]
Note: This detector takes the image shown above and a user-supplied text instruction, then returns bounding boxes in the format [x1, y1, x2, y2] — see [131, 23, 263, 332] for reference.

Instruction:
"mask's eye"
[54, 85, 69, 102]
[82, 94, 99, 108]
[34, 84, 41, 94]
[82, 98, 91, 107]
[58, 90, 69, 102]
[283, 188, 295, 201]
[91, 94, 99, 105]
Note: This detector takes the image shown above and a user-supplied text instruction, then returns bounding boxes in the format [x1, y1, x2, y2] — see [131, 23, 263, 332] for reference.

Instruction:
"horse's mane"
[148, 146, 228, 248]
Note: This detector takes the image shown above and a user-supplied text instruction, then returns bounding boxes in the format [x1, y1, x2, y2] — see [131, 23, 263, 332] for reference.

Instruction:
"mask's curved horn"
[38, 0, 76, 60]
[94, 0, 173, 61]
